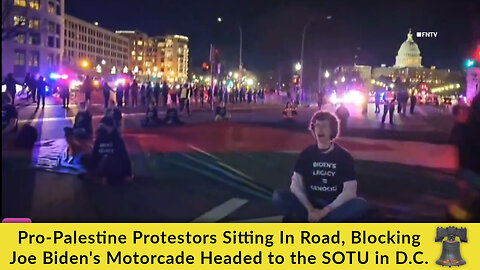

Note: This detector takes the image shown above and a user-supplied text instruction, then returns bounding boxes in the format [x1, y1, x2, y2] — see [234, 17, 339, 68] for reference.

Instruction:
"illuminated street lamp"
[233, 73, 239, 79]
[153, 66, 158, 72]
[246, 78, 254, 86]
[217, 17, 222, 22]
[81, 60, 89, 68]
[295, 62, 302, 71]
[96, 64, 102, 73]
[111, 66, 116, 74]
[229, 71, 233, 77]
[324, 70, 330, 78]
[390, 83, 395, 88]
[341, 76, 346, 83]
[123, 66, 128, 73]
[101, 59, 106, 65]
[133, 66, 139, 74]
[334, 81, 338, 85]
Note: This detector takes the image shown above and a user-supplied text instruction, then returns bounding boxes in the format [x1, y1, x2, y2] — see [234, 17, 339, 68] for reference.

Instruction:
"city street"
[2, 92, 460, 222]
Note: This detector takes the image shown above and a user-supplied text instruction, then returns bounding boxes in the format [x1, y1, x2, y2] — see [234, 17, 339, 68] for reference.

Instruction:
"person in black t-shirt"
[164, 103, 182, 125]
[91, 116, 133, 185]
[2, 93, 18, 134]
[273, 111, 369, 222]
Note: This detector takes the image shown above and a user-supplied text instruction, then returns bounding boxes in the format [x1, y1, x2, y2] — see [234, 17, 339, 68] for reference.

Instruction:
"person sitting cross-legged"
[273, 111, 370, 222]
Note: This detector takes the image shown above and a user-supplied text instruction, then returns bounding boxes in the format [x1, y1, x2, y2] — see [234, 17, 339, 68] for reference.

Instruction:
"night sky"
[67, 0, 479, 80]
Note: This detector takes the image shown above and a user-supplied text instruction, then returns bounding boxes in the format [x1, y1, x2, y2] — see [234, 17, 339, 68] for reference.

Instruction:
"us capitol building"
[343, 29, 465, 95]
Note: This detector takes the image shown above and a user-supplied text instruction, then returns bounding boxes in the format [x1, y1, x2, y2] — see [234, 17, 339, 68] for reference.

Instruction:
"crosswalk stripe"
[192, 198, 248, 223]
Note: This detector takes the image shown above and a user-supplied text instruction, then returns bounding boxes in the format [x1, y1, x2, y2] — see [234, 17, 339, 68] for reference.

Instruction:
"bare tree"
[2, 0, 29, 41]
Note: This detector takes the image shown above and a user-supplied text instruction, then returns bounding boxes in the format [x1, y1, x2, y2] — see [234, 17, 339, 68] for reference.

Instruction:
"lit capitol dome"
[394, 29, 422, 68]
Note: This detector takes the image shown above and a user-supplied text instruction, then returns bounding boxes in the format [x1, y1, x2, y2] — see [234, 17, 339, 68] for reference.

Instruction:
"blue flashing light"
[49, 73, 60, 80]
[465, 59, 475, 68]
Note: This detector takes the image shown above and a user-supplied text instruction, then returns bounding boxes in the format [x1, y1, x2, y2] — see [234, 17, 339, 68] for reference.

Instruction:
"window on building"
[13, 16, 27, 26]
[48, 1, 54, 13]
[48, 36, 54, 47]
[28, 19, 39, 29]
[28, 51, 39, 67]
[131, 51, 135, 56]
[56, 4, 61, 15]
[48, 22, 55, 33]
[47, 54, 53, 67]
[56, 37, 60, 48]
[137, 56, 143, 61]
[14, 50, 26, 66]
[14, 0, 27, 7]
[15, 34, 26, 44]
[137, 40, 143, 46]
[29, 0, 40, 9]
[56, 24, 60, 35]
[28, 33, 40, 45]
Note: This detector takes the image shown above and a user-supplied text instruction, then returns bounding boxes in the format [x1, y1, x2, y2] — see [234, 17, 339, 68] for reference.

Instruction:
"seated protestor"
[142, 101, 161, 127]
[14, 124, 38, 150]
[335, 103, 350, 134]
[273, 111, 369, 222]
[282, 101, 297, 118]
[105, 100, 123, 131]
[164, 104, 183, 125]
[91, 117, 133, 185]
[2, 93, 18, 135]
[64, 107, 93, 159]
[214, 101, 231, 121]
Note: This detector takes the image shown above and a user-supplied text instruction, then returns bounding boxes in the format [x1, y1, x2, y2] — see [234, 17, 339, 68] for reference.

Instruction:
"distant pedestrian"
[2, 73, 20, 104]
[140, 83, 146, 106]
[381, 89, 396, 125]
[162, 82, 168, 107]
[179, 83, 191, 115]
[335, 103, 350, 134]
[146, 82, 153, 105]
[154, 82, 161, 106]
[124, 83, 130, 107]
[131, 80, 139, 107]
[318, 91, 325, 109]
[102, 81, 111, 109]
[410, 94, 417, 114]
[374, 90, 381, 113]
[82, 76, 92, 105]
[116, 84, 124, 107]
[36, 76, 48, 110]
[59, 79, 70, 108]
[199, 86, 205, 107]
[170, 85, 178, 105]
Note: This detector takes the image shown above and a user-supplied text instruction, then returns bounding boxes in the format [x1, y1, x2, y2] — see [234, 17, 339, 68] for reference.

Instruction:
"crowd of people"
[374, 88, 418, 125]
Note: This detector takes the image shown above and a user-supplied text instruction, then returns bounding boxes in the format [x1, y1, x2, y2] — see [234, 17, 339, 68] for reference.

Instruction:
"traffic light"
[202, 62, 210, 71]
[292, 75, 299, 85]
[465, 59, 475, 68]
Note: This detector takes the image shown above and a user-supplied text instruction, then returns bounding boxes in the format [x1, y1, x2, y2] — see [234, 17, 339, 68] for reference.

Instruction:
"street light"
[295, 62, 302, 71]
[341, 76, 346, 83]
[217, 18, 243, 71]
[101, 59, 106, 65]
[324, 70, 330, 78]
[217, 17, 222, 22]
[81, 60, 89, 68]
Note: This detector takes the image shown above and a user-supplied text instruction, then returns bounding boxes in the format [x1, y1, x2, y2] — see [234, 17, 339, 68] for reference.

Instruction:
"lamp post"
[299, 16, 332, 103]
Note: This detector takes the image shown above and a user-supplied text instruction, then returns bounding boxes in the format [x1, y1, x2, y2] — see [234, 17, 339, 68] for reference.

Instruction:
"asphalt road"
[2, 97, 458, 222]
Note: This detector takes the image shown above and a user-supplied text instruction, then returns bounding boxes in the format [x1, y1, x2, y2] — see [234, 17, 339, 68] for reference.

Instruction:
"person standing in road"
[146, 82, 153, 106]
[102, 81, 111, 109]
[82, 76, 92, 105]
[381, 88, 396, 125]
[2, 93, 18, 134]
[154, 82, 161, 106]
[60, 78, 70, 108]
[410, 93, 417, 114]
[140, 83, 146, 107]
[162, 81, 169, 107]
[116, 83, 124, 107]
[35, 76, 48, 110]
[2, 73, 20, 105]
[179, 83, 191, 115]
[199, 85, 205, 107]
[273, 111, 369, 222]
[131, 80, 139, 107]
[374, 90, 381, 113]
[124, 82, 130, 108]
